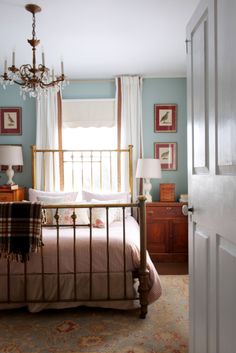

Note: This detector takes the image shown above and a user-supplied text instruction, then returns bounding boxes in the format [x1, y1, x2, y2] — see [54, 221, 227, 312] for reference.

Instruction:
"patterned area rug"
[0, 275, 188, 353]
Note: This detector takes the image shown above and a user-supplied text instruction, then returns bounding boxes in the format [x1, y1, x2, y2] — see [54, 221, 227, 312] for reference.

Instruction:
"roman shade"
[62, 99, 116, 128]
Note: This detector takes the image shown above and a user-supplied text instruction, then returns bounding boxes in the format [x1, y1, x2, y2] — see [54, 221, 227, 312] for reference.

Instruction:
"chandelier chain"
[32, 13, 36, 39]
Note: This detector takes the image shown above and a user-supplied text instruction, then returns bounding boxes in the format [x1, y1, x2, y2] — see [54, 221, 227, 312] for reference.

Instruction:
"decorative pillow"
[37, 196, 89, 225]
[90, 199, 118, 228]
[82, 190, 131, 217]
[29, 188, 78, 203]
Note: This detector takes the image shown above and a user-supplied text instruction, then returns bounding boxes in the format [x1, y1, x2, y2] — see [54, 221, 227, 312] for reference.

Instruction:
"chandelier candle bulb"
[52, 68, 55, 81]
[61, 61, 64, 75]
[12, 51, 15, 66]
[42, 51, 45, 66]
[4, 60, 7, 73]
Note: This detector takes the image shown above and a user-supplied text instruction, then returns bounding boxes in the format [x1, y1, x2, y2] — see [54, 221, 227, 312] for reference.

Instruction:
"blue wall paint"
[0, 85, 36, 187]
[142, 78, 187, 201]
[63, 81, 115, 99]
[0, 78, 187, 200]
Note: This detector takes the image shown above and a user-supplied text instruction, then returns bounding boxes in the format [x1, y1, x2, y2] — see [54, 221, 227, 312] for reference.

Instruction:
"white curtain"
[36, 89, 60, 191]
[117, 76, 143, 200]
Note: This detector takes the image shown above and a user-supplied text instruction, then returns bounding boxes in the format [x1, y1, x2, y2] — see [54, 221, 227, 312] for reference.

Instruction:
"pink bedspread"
[0, 216, 162, 312]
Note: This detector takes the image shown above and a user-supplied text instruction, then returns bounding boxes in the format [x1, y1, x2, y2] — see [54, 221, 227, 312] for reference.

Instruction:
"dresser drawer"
[147, 205, 184, 221]
[0, 188, 25, 202]
[0, 193, 13, 202]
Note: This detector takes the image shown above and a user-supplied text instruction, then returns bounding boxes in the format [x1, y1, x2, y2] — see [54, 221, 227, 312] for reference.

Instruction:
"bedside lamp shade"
[0, 145, 23, 185]
[136, 158, 161, 202]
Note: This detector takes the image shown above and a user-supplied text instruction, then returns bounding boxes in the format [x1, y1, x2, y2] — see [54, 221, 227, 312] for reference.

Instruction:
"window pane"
[62, 127, 117, 150]
[62, 127, 118, 193]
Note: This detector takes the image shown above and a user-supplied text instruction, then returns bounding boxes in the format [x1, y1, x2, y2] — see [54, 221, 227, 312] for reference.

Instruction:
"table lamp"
[0, 145, 23, 185]
[136, 158, 161, 202]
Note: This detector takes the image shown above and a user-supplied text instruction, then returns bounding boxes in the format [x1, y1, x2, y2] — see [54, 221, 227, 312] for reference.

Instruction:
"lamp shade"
[0, 145, 23, 166]
[136, 158, 161, 179]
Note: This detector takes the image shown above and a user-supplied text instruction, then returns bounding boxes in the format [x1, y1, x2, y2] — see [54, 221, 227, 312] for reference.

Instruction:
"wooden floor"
[154, 262, 188, 275]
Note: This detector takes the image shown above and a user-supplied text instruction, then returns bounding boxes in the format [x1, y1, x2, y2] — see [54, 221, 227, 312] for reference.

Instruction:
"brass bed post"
[128, 145, 133, 202]
[59, 150, 64, 191]
[138, 195, 149, 319]
[31, 145, 36, 189]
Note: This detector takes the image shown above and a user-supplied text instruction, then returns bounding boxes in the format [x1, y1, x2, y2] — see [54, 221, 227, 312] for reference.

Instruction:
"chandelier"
[0, 4, 67, 99]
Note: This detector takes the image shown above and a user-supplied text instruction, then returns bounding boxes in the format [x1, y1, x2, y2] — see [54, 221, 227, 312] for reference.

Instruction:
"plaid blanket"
[0, 202, 42, 262]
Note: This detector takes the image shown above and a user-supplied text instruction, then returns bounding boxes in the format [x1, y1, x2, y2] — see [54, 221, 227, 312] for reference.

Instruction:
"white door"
[187, 0, 236, 352]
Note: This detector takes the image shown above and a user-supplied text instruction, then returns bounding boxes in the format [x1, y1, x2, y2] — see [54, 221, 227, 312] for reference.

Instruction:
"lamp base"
[143, 178, 152, 202]
[6, 165, 15, 185]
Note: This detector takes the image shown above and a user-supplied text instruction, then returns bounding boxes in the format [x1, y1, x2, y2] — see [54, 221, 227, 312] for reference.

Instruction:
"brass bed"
[0, 146, 161, 318]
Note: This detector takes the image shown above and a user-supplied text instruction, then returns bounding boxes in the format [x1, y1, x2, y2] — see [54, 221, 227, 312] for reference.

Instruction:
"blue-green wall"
[0, 85, 36, 187]
[0, 78, 187, 200]
[63, 81, 115, 99]
[142, 78, 187, 201]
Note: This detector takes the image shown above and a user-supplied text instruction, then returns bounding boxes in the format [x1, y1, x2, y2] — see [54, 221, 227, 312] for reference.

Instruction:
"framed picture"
[154, 142, 177, 170]
[154, 104, 177, 132]
[0, 144, 23, 173]
[0, 107, 22, 135]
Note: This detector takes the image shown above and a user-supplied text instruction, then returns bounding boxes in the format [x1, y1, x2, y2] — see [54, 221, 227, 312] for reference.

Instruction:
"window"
[62, 98, 117, 149]
[62, 99, 118, 193]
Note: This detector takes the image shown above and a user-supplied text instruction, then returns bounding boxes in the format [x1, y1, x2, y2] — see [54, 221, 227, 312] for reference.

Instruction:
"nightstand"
[146, 202, 188, 262]
[0, 187, 25, 202]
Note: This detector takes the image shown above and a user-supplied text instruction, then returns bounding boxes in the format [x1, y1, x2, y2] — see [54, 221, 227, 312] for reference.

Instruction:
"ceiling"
[0, 0, 199, 80]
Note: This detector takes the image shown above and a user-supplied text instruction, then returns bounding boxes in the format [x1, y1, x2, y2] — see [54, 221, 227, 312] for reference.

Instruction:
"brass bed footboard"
[0, 197, 148, 318]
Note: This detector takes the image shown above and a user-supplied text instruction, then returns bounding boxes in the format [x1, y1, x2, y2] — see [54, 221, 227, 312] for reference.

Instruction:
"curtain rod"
[68, 76, 185, 83]
[69, 78, 115, 83]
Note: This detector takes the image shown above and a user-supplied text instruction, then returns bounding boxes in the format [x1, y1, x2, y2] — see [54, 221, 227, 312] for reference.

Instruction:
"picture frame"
[154, 142, 177, 170]
[154, 104, 177, 132]
[0, 107, 22, 135]
[0, 144, 23, 173]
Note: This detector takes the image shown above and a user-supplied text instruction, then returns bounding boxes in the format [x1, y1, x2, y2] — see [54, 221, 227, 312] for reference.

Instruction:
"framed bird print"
[154, 104, 177, 132]
[0, 107, 22, 135]
[154, 142, 177, 170]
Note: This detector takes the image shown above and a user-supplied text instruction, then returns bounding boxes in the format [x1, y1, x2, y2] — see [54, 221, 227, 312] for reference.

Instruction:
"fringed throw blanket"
[0, 202, 42, 262]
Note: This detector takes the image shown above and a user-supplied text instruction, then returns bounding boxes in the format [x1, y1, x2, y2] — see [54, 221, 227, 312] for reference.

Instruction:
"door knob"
[182, 204, 194, 216]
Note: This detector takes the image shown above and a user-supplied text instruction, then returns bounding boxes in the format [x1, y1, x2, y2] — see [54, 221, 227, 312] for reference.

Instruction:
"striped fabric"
[0, 202, 42, 262]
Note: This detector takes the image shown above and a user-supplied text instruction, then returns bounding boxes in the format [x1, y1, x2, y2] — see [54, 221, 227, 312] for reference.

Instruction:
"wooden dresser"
[146, 202, 188, 262]
[0, 187, 25, 202]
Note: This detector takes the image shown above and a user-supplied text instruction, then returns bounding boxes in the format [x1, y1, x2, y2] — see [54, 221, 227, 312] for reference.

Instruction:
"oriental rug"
[0, 275, 188, 353]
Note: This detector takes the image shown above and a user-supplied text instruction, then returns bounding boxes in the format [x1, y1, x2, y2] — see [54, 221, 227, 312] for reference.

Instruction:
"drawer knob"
[166, 207, 172, 210]
[148, 211, 154, 215]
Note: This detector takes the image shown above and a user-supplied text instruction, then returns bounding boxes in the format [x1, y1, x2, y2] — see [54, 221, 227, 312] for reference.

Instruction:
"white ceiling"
[0, 0, 199, 80]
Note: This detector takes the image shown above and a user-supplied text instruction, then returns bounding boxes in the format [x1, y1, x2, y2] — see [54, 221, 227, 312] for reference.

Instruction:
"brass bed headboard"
[31, 145, 134, 201]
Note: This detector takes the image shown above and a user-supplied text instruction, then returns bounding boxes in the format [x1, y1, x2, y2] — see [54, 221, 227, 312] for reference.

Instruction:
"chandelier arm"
[39, 76, 65, 88]
[12, 80, 25, 86]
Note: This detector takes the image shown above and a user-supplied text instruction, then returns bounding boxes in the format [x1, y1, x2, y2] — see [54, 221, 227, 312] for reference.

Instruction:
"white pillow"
[82, 190, 130, 203]
[37, 196, 89, 225]
[82, 190, 131, 217]
[29, 188, 78, 203]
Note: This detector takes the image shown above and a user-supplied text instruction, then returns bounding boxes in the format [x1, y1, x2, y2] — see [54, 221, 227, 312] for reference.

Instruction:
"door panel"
[147, 221, 169, 253]
[192, 14, 209, 174]
[218, 236, 236, 353]
[217, 0, 236, 175]
[172, 220, 188, 253]
[193, 227, 209, 353]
